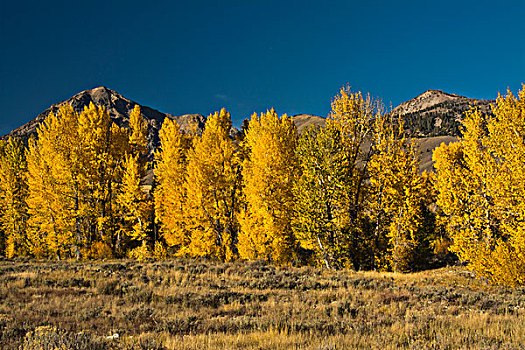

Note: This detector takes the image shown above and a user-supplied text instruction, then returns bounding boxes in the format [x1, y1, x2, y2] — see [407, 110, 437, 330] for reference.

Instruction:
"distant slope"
[292, 114, 326, 133]
[391, 89, 494, 137]
[1, 88, 327, 154]
[414, 135, 458, 172]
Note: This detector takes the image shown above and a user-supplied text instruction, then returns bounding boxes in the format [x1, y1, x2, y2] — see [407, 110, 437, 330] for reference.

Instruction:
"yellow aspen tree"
[55, 105, 84, 259]
[25, 102, 137, 259]
[25, 137, 49, 258]
[111, 123, 135, 215]
[293, 123, 350, 268]
[368, 116, 429, 272]
[434, 111, 503, 281]
[129, 105, 148, 155]
[154, 118, 190, 253]
[483, 87, 525, 285]
[128, 105, 149, 175]
[238, 109, 298, 264]
[433, 113, 491, 268]
[113, 105, 151, 257]
[26, 106, 79, 259]
[77, 103, 112, 249]
[185, 108, 240, 261]
[117, 153, 152, 260]
[0, 138, 28, 257]
[77, 103, 130, 256]
[328, 88, 378, 207]
[325, 87, 381, 270]
[294, 86, 434, 271]
[434, 85, 525, 286]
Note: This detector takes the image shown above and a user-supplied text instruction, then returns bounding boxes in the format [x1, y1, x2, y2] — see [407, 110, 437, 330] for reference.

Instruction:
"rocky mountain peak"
[392, 89, 462, 116]
[390, 89, 494, 137]
[419, 89, 459, 98]
[57, 86, 138, 121]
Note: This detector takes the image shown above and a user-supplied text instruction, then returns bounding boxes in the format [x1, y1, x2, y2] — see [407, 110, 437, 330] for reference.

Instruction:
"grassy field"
[1, 258, 524, 349]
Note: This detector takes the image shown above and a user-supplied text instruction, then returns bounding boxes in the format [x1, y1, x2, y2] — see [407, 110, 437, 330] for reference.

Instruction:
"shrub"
[21, 326, 106, 350]
[153, 241, 169, 260]
[89, 242, 113, 260]
[128, 243, 151, 261]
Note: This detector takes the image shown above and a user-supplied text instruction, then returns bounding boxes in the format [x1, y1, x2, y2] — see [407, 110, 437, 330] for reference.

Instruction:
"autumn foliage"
[434, 85, 525, 286]
[238, 109, 298, 264]
[293, 90, 432, 271]
[2, 85, 524, 286]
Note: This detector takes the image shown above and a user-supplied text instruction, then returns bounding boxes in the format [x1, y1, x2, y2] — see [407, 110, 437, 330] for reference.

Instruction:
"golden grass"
[0, 258, 524, 349]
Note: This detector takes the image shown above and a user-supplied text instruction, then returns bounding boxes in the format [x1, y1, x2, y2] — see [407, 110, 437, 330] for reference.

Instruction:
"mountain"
[1, 86, 210, 156]
[1, 87, 329, 155]
[390, 89, 494, 171]
[290, 90, 494, 138]
[1, 87, 495, 172]
[287, 90, 494, 172]
[391, 89, 494, 137]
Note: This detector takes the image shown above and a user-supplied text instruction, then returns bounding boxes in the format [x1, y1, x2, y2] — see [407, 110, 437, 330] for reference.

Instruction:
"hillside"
[415, 135, 458, 172]
[391, 89, 494, 137]
[292, 114, 326, 133]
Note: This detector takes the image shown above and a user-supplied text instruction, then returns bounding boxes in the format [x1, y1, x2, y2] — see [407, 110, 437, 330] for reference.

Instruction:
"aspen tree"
[77, 103, 129, 255]
[25, 103, 131, 258]
[325, 88, 380, 270]
[154, 118, 190, 253]
[115, 105, 151, 257]
[0, 138, 28, 257]
[117, 154, 152, 259]
[434, 85, 525, 286]
[25, 137, 49, 258]
[128, 105, 149, 174]
[185, 109, 240, 261]
[26, 106, 79, 258]
[294, 88, 378, 270]
[77, 103, 112, 249]
[483, 87, 525, 285]
[368, 116, 428, 272]
[238, 109, 298, 264]
[294, 87, 434, 271]
[434, 111, 503, 280]
[129, 105, 148, 155]
[293, 124, 351, 268]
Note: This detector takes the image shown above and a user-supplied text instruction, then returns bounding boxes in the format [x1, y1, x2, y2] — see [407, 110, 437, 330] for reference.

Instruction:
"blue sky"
[0, 0, 523, 134]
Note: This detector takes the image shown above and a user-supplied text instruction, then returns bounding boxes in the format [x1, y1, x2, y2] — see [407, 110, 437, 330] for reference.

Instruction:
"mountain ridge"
[1, 86, 209, 156]
[1, 87, 495, 171]
[4, 87, 493, 142]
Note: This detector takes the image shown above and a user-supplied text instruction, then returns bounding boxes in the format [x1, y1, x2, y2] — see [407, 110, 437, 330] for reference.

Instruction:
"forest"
[0, 85, 524, 287]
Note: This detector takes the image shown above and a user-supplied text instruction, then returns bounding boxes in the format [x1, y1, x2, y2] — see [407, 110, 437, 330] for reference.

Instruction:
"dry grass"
[0, 258, 524, 349]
